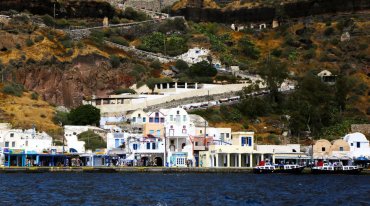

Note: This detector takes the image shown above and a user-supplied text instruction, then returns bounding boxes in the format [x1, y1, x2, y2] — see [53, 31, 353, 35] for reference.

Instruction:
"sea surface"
[0, 173, 369, 206]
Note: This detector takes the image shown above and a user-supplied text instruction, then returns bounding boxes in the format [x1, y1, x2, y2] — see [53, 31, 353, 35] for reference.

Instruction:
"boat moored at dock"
[311, 163, 363, 174]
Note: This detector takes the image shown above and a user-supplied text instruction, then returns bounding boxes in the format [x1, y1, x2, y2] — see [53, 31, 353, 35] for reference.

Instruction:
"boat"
[274, 164, 305, 174]
[311, 163, 363, 174]
[253, 164, 275, 174]
[253, 161, 305, 174]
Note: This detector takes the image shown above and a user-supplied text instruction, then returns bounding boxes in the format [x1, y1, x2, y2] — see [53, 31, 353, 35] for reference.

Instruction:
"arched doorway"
[154, 157, 163, 166]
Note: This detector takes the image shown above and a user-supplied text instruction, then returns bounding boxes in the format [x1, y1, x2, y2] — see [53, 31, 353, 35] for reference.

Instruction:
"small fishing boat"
[274, 164, 305, 174]
[253, 165, 275, 174]
[311, 163, 363, 174]
[253, 161, 305, 174]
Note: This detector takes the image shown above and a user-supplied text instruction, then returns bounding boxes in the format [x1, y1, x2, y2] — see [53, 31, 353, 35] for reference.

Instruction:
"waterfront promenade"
[1, 167, 369, 174]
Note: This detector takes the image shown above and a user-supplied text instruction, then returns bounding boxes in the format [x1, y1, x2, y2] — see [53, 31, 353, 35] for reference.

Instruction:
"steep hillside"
[0, 85, 60, 134]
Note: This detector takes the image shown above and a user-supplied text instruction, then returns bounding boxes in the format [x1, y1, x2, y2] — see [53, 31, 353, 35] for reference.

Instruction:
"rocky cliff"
[173, 0, 370, 23]
[0, 0, 115, 18]
[8, 54, 134, 108]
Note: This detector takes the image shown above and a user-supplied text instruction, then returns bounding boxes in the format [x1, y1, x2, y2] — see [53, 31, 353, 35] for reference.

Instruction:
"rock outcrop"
[8, 54, 134, 108]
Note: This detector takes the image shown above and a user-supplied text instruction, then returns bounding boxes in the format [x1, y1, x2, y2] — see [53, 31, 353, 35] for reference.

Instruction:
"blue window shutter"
[115, 139, 119, 148]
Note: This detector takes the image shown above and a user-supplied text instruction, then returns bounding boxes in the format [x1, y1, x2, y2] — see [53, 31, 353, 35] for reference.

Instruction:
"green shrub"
[26, 39, 34, 47]
[239, 36, 260, 59]
[34, 35, 44, 43]
[2, 83, 24, 97]
[303, 49, 316, 60]
[150, 60, 162, 70]
[61, 39, 73, 48]
[77, 41, 84, 49]
[109, 36, 129, 46]
[324, 27, 334, 36]
[15, 43, 21, 49]
[65, 48, 74, 56]
[42, 15, 55, 27]
[271, 49, 282, 57]
[31, 92, 39, 100]
[110, 55, 120, 68]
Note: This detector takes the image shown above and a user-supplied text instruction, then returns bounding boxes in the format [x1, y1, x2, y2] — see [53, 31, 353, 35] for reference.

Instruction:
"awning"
[356, 156, 369, 161]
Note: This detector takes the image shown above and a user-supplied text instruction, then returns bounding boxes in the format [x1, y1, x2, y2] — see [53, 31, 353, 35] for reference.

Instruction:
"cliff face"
[174, 0, 370, 23]
[0, 0, 115, 18]
[9, 54, 134, 108]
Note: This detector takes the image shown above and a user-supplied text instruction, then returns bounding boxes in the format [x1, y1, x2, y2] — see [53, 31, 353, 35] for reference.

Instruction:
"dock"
[0, 167, 369, 174]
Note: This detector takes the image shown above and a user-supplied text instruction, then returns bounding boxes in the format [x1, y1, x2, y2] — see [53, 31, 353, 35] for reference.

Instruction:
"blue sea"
[0, 173, 369, 205]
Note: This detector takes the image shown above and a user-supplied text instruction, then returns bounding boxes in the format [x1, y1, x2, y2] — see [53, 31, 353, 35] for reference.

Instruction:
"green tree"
[259, 58, 288, 103]
[188, 61, 217, 77]
[68, 105, 100, 126]
[150, 60, 162, 70]
[146, 78, 161, 93]
[239, 36, 260, 59]
[287, 73, 336, 136]
[53, 111, 71, 125]
[77, 130, 106, 151]
[175, 59, 189, 72]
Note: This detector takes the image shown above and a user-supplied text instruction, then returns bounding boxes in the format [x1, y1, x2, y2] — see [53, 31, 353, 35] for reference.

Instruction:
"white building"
[127, 109, 149, 125]
[0, 125, 52, 154]
[164, 107, 195, 167]
[176, 47, 210, 65]
[256, 144, 309, 164]
[128, 136, 165, 166]
[64, 125, 106, 153]
[343, 132, 370, 159]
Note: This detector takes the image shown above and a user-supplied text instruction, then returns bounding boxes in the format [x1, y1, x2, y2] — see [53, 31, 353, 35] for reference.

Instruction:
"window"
[138, 114, 141, 118]
[339, 147, 344, 151]
[351, 143, 353, 146]
[143, 117, 146, 123]
[195, 142, 198, 146]
[152, 143, 156, 150]
[149, 130, 154, 135]
[176, 157, 185, 165]
[357, 142, 361, 148]
[220, 133, 225, 139]
[241, 137, 246, 146]
[160, 118, 165, 123]
[73, 132, 77, 135]
[182, 129, 187, 134]
[5, 142, 9, 147]
[133, 144, 138, 150]
[132, 117, 136, 122]
[226, 133, 230, 138]
[156, 130, 161, 137]
[26, 141, 28, 146]
[149, 117, 154, 123]
[170, 115, 174, 121]
[177, 110, 180, 115]
[155, 112, 159, 117]
[170, 140, 174, 144]
[200, 130, 202, 134]
[146, 143, 151, 149]
[183, 115, 187, 122]
[115, 139, 120, 148]
[322, 147, 326, 152]
[10, 133, 14, 137]
[12, 142, 15, 147]
[247, 137, 252, 146]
